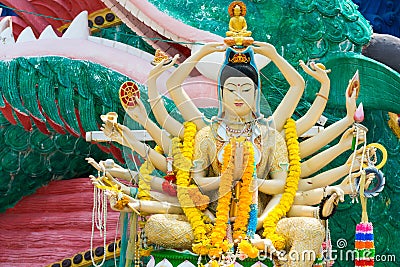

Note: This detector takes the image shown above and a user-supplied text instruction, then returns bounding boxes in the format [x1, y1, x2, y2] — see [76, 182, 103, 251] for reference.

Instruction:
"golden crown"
[229, 53, 249, 64]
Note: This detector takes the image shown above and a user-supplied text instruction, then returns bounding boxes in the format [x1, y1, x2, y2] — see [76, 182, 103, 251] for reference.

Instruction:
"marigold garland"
[188, 185, 210, 211]
[262, 118, 301, 250]
[137, 160, 154, 200]
[208, 137, 258, 258]
[172, 122, 212, 255]
[233, 140, 255, 240]
[209, 139, 235, 258]
[238, 239, 259, 259]
[137, 145, 163, 200]
[235, 140, 260, 259]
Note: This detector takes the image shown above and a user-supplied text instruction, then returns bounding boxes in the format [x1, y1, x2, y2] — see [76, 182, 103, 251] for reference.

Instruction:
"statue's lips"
[234, 103, 244, 107]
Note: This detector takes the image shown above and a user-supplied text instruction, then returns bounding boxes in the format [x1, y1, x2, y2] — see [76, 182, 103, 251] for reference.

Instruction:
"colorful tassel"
[355, 222, 374, 267]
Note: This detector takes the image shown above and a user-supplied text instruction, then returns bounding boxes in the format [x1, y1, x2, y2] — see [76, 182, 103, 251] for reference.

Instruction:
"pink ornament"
[322, 240, 331, 250]
[354, 103, 364, 123]
[365, 222, 373, 232]
[361, 222, 367, 232]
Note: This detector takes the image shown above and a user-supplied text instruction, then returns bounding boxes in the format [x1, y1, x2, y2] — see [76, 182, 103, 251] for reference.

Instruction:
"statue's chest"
[212, 137, 265, 177]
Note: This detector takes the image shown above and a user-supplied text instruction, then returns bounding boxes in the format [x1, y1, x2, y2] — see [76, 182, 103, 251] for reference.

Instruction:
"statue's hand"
[346, 148, 367, 171]
[340, 171, 375, 195]
[299, 60, 330, 83]
[107, 191, 123, 210]
[250, 235, 276, 254]
[86, 157, 103, 171]
[253, 41, 278, 58]
[149, 54, 179, 79]
[125, 97, 148, 126]
[89, 174, 102, 187]
[100, 115, 133, 145]
[321, 186, 345, 219]
[339, 127, 365, 149]
[233, 143, 244, 181]
[321, 193, 340, 218]
[326, 185, 345, 202]
[198, 42, 226, 55]
[101, 119, 124, 144]
[106, 190, 139, 212]
[346, 88, 357, 122]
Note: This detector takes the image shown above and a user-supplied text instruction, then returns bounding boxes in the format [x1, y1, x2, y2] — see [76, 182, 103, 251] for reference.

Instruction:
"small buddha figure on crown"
[225, 1, 254, 47]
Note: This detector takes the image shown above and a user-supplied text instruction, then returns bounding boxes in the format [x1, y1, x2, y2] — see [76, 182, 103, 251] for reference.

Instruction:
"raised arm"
[298, 164, 351, 192]
[300, 127, 361, 177]
[290, 173, 373, 218]
[125, 97, 171, 152]
[166, 43, 225, 129]
[253, 41, 305, 132]
[147, 55, 185, 139]
[299, 85, 357, 158]
[86, 157, 167, 193]
[298, 148, 364, 191]
[295, 61, 330, 136]
[101, 117, 168, 173]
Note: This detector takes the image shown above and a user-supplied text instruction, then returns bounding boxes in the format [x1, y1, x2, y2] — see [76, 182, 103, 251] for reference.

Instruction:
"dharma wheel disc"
[119, 81, 140, 108]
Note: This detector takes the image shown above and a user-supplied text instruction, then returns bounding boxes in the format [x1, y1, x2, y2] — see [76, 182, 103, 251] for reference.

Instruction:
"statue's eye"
[224, 86, 236, 92]
[241, 85, 252, 92]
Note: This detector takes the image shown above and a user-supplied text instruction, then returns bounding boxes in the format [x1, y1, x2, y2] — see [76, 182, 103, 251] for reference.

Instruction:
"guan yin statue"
[86, 2, 387, 266]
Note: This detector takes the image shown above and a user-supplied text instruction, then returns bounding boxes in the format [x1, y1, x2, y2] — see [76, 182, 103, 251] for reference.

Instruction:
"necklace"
[225, 122, 252, 136]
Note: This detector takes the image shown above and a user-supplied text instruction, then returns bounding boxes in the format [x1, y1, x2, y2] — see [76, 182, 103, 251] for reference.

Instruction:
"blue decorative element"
[352, 0, 400, 37]
[354, 167, 385, 198]
[0, 3, 17, 16]
[119, 213, 129, 267]
[247, 204, 258, 238]
[130, 187, 138, 198]
[355, 233, 374, 240]
[247, 162, 258, 238]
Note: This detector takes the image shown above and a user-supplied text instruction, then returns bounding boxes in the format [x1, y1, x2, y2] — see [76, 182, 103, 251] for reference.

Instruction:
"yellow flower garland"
[262, 118, 301, 250]
[137, 145, 163, 200]
[165, 119, 298, 257]
[233, 140, 255, 241]
[209, 139, 234, 258]
[238, 239, 259, 259]
[188, 185, 210, 211]
[138, 160, 154, 200]
[172, 122, 212, 255]
[208, 137, 257, 258]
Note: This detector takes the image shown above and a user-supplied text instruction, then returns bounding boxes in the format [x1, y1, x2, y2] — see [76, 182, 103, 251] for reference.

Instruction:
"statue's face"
[234, 5, 241, 16]
[222, 76, 255, 118]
